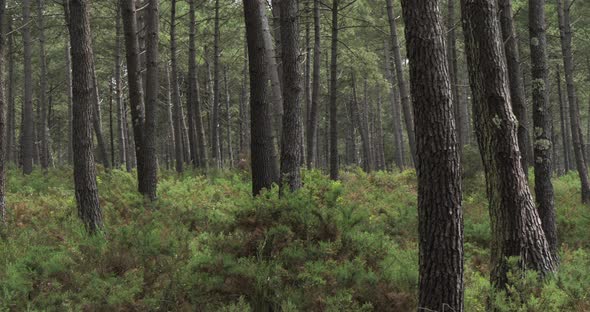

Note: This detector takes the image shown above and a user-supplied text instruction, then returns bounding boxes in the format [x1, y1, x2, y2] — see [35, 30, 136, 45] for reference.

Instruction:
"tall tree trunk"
[91, 62, 111, 169]
[401, 1, 464, 310]
[307, 0, 321, 169]
[188, 0, 208, 169]
[557, 0, 590, 202]
[279, 0, 302, 191]
[239, 39, 249, 157]
[210, 0, 222, 168]
[120, 0, 147, 183]
[115, 7, 126, 168]
[142, 0, 159, 200]
[65, 41, 74, 165]
[0, 0, 6, 224]
[109, 77, 115, 167]
[328, 0, 339, 180]
[67, 0, 103, 233]
[170, 0, 183, 173]
[386, 0, 416, 167]
[375, 93, 386, 171]
[37, 0, 50, 170]
[223, 66, 234, 167]
[557, 66, 571, 173]
[529, 0, 557, 260]
[385, 40, 404, 171]
[499, 0, 530, 176]
[303, 0, 311, 167]
[461, 0, 557, 288]
[447, 0, 463, 154]
[165, 64, 176, 171]
[22, 0, 34, 174]
[6, 16, 16, 165]
[243, 0, 280, 195]
[351, 73, 372, 172]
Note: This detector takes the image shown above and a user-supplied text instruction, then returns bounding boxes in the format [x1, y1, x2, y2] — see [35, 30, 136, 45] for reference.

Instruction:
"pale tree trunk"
[115, 7, 126, 168]
[67, 0, 103, 234]
[385, 40, 404, 171]
[170, 0, 184, 173]
[375, 93, 386, 171]
[386, 0, 416, 167]
[91, 63, 111, 169]
[557, 66, 571, 173]
[6, 16, 16, 165]
[557, 0, 590, 202]
[307, 0, 321, 169]
[223, 66, 234, 167]
[243, 0, 280, 195]
[22, 0, 34, 174]
[401, 1, 464, 309]
[461, 0, 557, 288]
[239, 39, 249, 157]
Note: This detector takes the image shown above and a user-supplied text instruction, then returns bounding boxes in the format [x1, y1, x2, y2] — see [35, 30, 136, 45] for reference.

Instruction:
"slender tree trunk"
[22, 0, 34, 174]
[223, 67, 234, 167]
[328, 0, 340, 180]
[461, 0, 557, 288]
[65, 40, 74, 165]
[243, 0, 280, 195]
[386, 0, 416, 167]
[37, 0, 50, 170]
[401, 1, 464, 310]
[209, 0, 222, 168]
[124, 98, 133, 172]
[529, 0, 557, 260]
[239, 39, 249, 157]
[304, 0, 311, 167]
[375, 93, 386, 171]
[109, 77, 115, 167]
[351, 73, 372, 172]
[91, 62, 111, 169]
[447, 0, 464, 154]
[499, 0, 530, 176]
[120, 0, 147, 183]
[557, 66, 571, 173]
[169, 0, 183, 173]
[0, 0, 6, 225]
[188, 0, 208, 169]
[279, 0, 302, 191]
[557, 0, 590, 202]
[142, 0, 159, 200]
[165, 64, 176, 171]
[6, 16, 16, 165]
[385, 40, 404, 171]
[307, 0, 321, 169]
[67, 0, 103, 233]
[115, 7, 126, 168]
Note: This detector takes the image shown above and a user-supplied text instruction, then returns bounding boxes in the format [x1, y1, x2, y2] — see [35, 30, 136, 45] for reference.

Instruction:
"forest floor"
[1, 167, 589, 311]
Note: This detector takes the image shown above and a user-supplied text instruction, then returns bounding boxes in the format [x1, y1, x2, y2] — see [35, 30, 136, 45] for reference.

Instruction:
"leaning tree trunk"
[67, 0, 103, 234]
[461, 0, 557, 288]
[142, 0, 159, 200]
[401, 0, 463, 310]
[188, 0, 208, 169]
[37, 0, 50, 170]
[243, 0, 280, 195]
[120, 0, 147, 184]
[386, 0, 416, 167]
[328, 0, 340, 180]
[556, 66, 571, 173]
[307, 0, 321, 169]
[22, 0, 34, 174]
[170, 0, 184, 173]
[529, 0, 557, 260]
[279, 0, 302, 191]
[557, 0, 590, 203]
[499, 0, 530, 176]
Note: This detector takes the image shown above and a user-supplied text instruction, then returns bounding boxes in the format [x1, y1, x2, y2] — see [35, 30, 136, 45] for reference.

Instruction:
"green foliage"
[1, 169, 589, 310]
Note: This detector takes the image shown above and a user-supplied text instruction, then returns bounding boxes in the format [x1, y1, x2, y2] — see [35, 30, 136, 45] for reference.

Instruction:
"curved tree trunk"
[461, 0, 557, 288]
[243, 0, 280, 195]
[67, 0, 103, 234]
[401, 1, 464, 310]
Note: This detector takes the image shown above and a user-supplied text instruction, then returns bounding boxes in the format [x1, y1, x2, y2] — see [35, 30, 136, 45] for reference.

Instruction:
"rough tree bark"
[401, 1, 464, 310]
[461, 0, 557, 288]
[243, 0, 280, 195]
[446, 0, 464, 153]
[142, 0, 159, 200]
[67, 0, 103, 233]
[529, 0, 557, 260]
[386, 0, 416, 167]
[557, 0, 590, 202]
[279, 0, 302, 191]
[22, 0, 34, 174]
[499, 0, 530, 176]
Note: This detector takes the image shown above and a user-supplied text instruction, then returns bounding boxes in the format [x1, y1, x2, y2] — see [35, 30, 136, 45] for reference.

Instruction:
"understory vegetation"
[1, 165, 589, 311]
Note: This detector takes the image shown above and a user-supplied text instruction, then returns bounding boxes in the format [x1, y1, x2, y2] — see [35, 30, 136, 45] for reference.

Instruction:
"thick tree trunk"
[170, 0, 183, 173]
[386, 0, 416, 167]
[461, 0, 557, 288]
[188, 0, 208, 169]
[499, 0, 530, 176]
[307, 0, 321, 169]
[279, 0, 302, 191]
[243, 0, 280, 195]
[328, 0, 339, 180]
[67, 0, 103, 233]
[557, 0, 590, 202]
[529, 0, 557, 260]
[385, 40, 404, 171]
[120, 0, 147, 182]
[557, 66, 571, 173]
[22, 0, 34, 174]
[401, 1, 463, 310]
[142, 0, 159, 200]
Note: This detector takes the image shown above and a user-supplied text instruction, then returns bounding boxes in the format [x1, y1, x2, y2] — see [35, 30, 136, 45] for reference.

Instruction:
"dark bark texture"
[328, 0, 339, 180]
